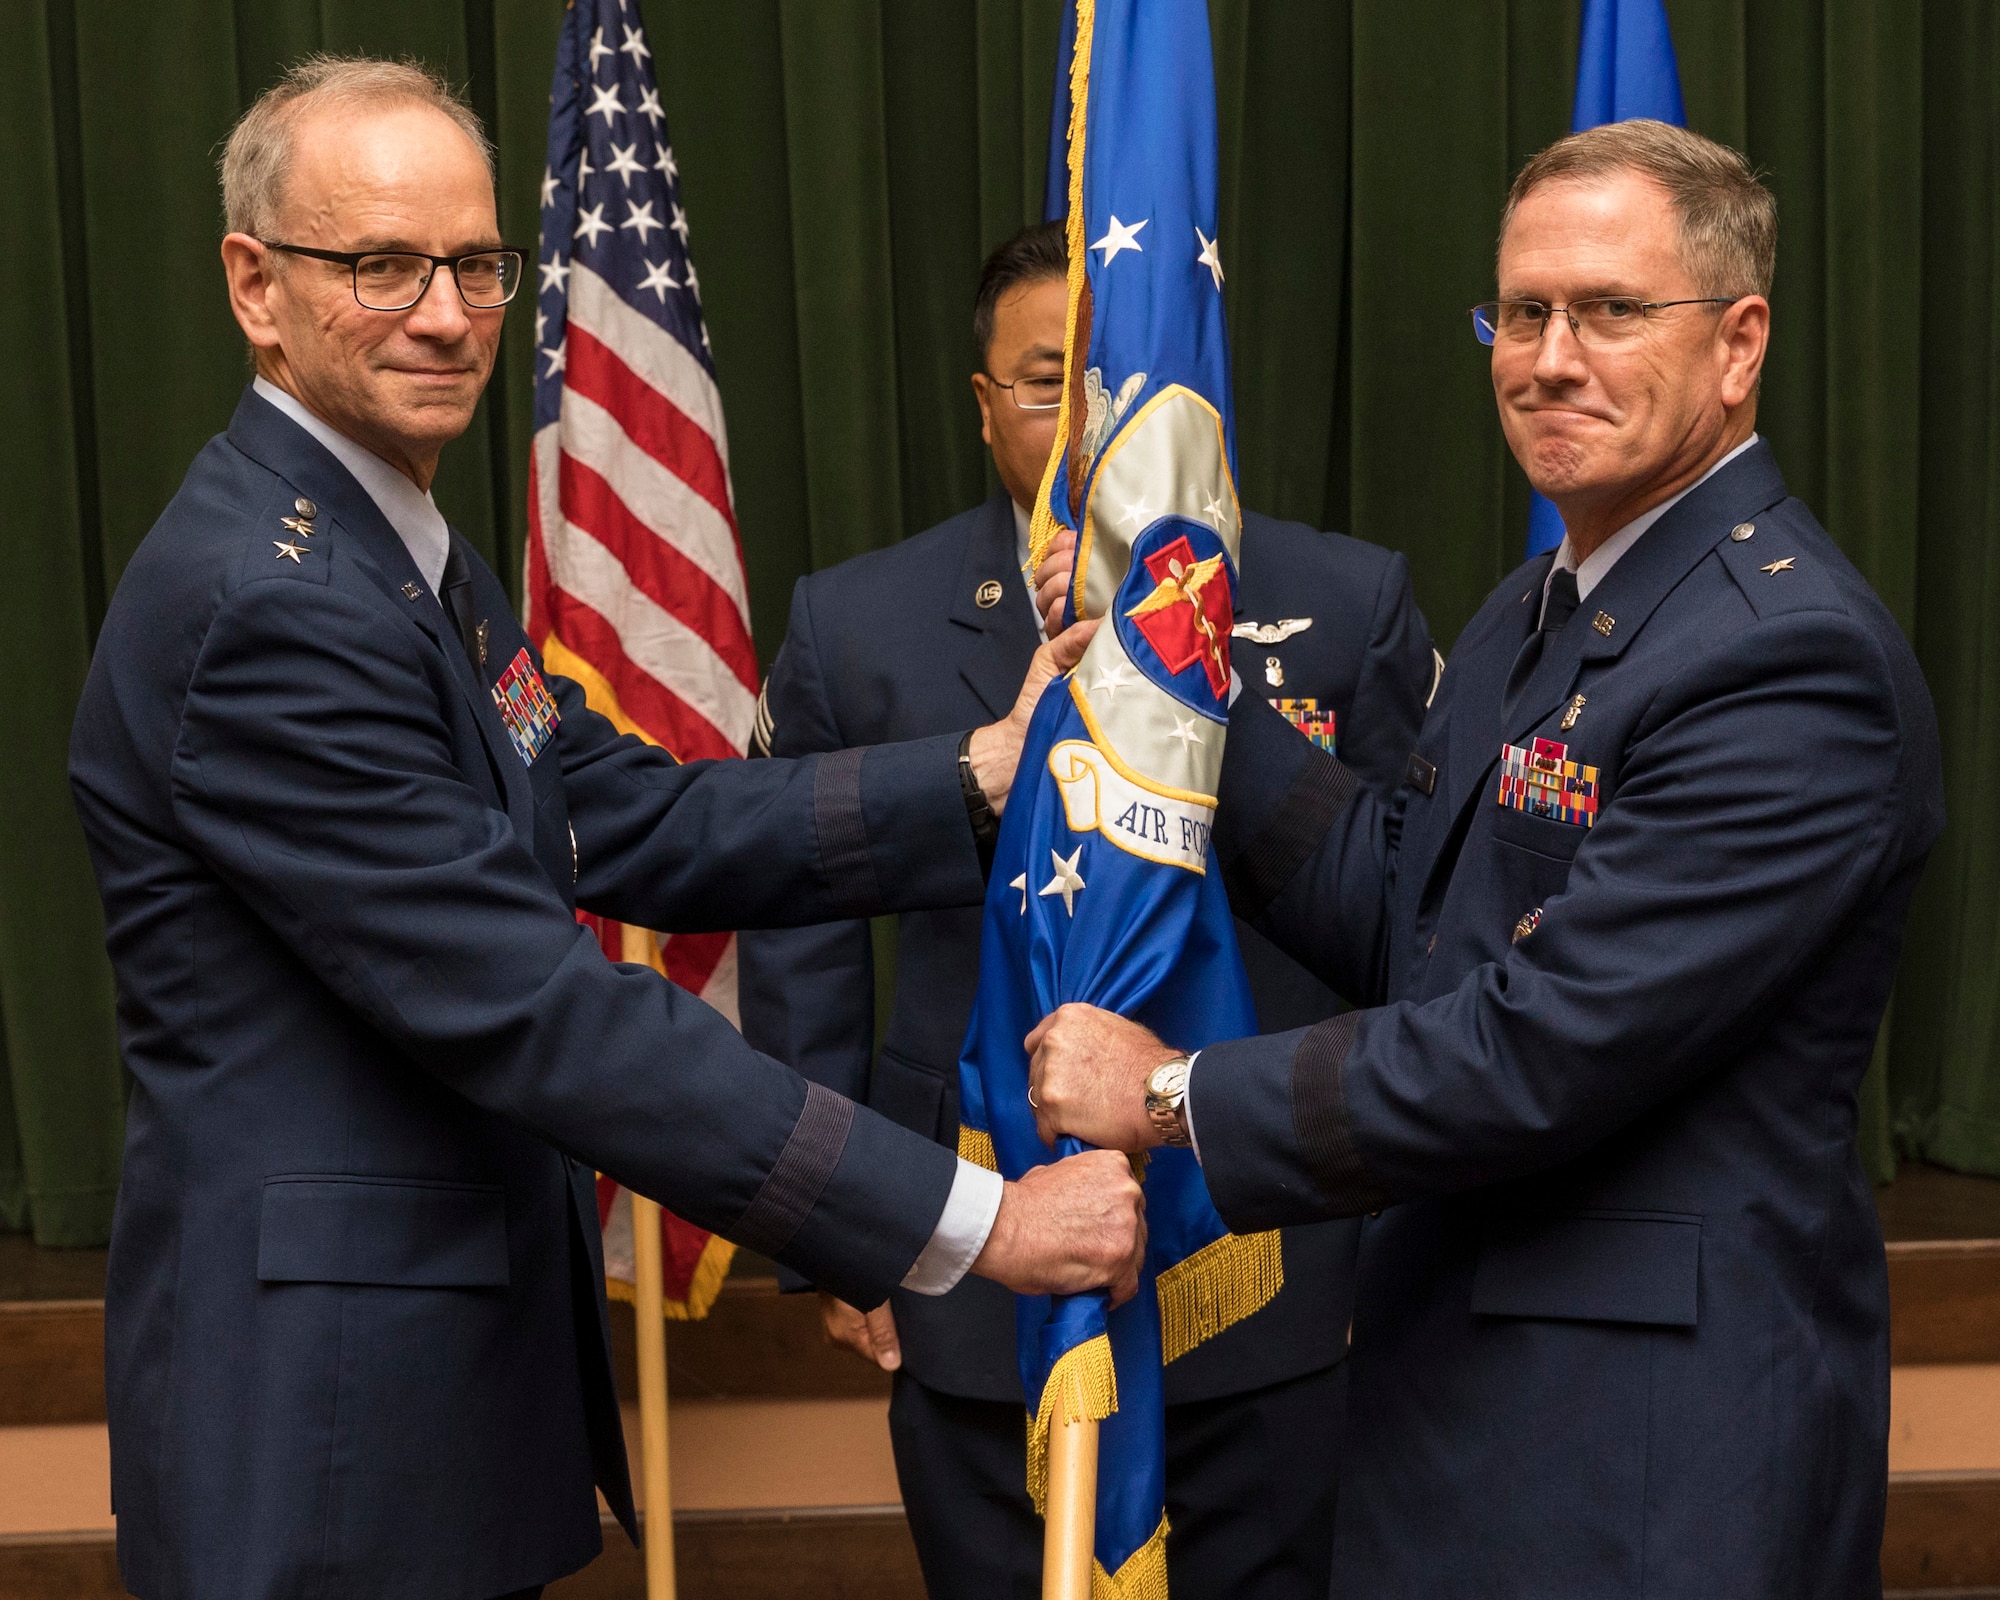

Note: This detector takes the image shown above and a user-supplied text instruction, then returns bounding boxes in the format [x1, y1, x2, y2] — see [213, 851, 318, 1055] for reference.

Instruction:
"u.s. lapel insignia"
[1591, 611, 1615, 637]
[1264, 654, 1284, 687]
[401, 581, 423, 601]
[975, 579, 1005, 609]
[273, 539, 307, 563]
[1274, 697, 1336, 754]
[1761, 557, 1796, 576]
[1233, 617, 1312, 646]
[1498, 736, 1599, 827]
[490, 646, 561, 766]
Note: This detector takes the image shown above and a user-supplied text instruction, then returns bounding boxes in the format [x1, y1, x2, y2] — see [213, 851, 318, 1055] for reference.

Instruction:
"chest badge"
[1233, 617, 1312, 646]
[1265, 654, 1284, 687]
[1498, 736, 1599, 828]
[491, 646, 561, 766]
[1273, 698, 1336, 754]
[1513, 906, 1542, 943]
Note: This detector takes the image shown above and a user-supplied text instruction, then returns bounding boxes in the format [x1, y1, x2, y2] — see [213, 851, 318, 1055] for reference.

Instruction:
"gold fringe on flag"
[1155, 1229, 1284, 1366]
[1092, 1514, 1171, 1600]
[1025, 0, 1097, 587]
[1026, 1331, 1119, 1516]
[605, 1228, 736, 1322]
[957, 1124, 1000, 1172]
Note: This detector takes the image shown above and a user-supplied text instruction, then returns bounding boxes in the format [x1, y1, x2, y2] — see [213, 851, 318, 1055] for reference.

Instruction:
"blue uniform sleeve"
[738, 578, 879, 1108]
[1214, 690, 1398, 1009]
[1338, 549, 1436, 801]
[169, 579, 959, 1308]
[1196, 611, 1908, 1231]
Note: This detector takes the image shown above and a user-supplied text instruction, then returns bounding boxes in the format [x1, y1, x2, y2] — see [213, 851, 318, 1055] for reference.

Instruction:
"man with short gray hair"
[68, 55, 1143, 1600]
[1029, 120, 1942, 1597]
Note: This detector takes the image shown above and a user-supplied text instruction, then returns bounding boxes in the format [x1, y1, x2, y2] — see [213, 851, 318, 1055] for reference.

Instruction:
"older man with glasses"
[1027, 119, 1943, 1598]
[66, 55, 1147, 1600]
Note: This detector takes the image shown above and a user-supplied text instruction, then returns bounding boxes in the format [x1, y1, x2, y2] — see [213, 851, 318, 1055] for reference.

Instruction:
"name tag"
[491, 647, 561, 766]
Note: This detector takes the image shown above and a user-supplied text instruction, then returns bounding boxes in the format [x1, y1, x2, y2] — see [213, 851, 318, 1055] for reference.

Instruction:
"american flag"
[526, 0, 751, 1320]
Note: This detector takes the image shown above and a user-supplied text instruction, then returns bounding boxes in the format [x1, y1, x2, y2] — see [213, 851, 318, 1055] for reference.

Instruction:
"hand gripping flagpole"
[631, 1197, 678, 1599]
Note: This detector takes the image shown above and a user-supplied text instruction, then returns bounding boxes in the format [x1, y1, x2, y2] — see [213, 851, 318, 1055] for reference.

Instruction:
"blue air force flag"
[957, 1, 1281, 1591]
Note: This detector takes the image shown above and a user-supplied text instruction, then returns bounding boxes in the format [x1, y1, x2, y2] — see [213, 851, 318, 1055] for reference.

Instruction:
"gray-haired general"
[65, 56, 1142, 1600]
[1030, 120, 1943, 1598]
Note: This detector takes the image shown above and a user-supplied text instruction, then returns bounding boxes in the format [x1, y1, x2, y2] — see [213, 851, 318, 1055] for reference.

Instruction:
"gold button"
[295, 496, 317, 519]
[975, 579, 1004, 609]
[1730, 522, 1755, 542]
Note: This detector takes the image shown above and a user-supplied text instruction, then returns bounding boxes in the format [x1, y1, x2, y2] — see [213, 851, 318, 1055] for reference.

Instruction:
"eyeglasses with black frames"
[984, 373, 1066, 412]
[260, 242, 527, 311]
[1470, 296, 1742, 349]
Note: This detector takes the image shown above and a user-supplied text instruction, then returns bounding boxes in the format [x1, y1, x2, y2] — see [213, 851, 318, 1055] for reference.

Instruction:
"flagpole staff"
[1043, 1392, 1099, 1600]
[630, 1191, 678, 1600]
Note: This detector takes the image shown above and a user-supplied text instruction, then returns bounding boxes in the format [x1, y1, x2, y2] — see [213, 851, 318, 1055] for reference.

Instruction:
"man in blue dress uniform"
[1028, 122, 1943, 1600]
[64, 63, 1143, 1600]
[739, 221, 1436, 1599]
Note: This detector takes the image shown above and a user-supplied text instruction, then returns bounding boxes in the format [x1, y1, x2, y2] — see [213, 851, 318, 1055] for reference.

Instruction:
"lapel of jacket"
[949, 494, 1043, 719]
[1501, 440, 1792, 745]
[226, 390, 536, 834]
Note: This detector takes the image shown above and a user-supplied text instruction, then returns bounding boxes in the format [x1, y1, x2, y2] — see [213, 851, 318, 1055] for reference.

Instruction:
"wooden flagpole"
[630, 1192, 678, 1600]
[1042, 1392, 1099, 1599]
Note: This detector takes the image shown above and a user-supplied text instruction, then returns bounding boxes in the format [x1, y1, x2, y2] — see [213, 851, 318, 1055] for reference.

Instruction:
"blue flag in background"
[958, 2, 1283, 1593]
[1526, 0, 1686, 556]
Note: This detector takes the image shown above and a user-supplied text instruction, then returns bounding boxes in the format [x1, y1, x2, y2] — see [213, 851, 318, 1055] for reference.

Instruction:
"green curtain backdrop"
[3, 0, 1995, 1244]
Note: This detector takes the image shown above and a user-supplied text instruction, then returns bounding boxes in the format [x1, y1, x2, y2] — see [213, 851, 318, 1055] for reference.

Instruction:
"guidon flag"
[958, 0, 1282, 1592]
[527, 0, 755, 1320]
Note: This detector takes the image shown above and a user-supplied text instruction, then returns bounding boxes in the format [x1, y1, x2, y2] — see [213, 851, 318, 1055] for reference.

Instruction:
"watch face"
[1148, 1057, 1190, 1098]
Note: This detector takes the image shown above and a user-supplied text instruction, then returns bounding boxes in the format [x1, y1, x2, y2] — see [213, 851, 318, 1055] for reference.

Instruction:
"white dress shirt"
[253, 376, 1000, 1294]
[1538, 433, 1761, 623]
[253, 377, 453, 596]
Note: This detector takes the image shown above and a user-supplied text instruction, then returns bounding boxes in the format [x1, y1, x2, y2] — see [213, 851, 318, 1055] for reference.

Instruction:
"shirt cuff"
[900, 1157, 1004, 1295]
[1182, 1050, 1204, 1162]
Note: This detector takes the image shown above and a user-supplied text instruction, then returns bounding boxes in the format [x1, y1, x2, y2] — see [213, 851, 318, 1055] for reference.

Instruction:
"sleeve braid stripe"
[1221, 748, 1358, 918]
[731, 1081, 856, 1259]
[1291, 1013, 1393, 1217]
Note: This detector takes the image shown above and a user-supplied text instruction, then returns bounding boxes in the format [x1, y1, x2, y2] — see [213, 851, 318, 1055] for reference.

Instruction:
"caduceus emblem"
[1124, 538, 1231, 696]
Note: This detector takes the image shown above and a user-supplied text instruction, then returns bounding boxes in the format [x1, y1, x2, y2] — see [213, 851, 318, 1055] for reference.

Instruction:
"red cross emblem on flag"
[1123, 533, 1234, 697]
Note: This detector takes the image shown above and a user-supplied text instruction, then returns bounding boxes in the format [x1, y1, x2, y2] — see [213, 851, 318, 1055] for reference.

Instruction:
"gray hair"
[220, 54, 495, 238]
[1501, 119, 1777, 300]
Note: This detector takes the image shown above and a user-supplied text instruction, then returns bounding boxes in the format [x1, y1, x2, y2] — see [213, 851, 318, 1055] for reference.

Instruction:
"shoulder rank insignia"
[1273, 697, 1336, 754]
[491, 646, 561, 766]
[1498, 736, 1598, 827]
[1233, 617, 1312, 646]
[1761, 557, 1796, 576]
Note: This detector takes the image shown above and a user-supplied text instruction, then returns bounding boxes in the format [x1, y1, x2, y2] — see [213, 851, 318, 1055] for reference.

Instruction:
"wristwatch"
[1145, 1054, 1195, 1147]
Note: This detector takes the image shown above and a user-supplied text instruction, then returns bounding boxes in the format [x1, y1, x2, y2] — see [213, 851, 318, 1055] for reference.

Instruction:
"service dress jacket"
[67, 390, 989, 1600]
[739, 493, 1435, 1405]
[1198, 442, 1944, 1599]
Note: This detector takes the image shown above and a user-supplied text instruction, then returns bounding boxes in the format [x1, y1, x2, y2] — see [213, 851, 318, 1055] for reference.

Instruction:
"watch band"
[957, 729, 1000, 874]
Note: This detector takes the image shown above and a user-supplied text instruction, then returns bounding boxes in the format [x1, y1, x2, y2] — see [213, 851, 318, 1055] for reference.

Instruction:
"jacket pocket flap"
[1490, 801, 1589, 861]
[1472, 1211, 1699, 1327]
[258, 1175, 509, 1288]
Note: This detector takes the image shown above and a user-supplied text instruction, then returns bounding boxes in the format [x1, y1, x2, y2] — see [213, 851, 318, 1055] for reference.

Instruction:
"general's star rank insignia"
[490, 647, 561, 766]
[273, 539, 307, 563]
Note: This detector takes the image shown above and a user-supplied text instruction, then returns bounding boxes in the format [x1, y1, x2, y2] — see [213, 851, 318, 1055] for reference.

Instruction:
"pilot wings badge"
[1232, 617, 1312, 646]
